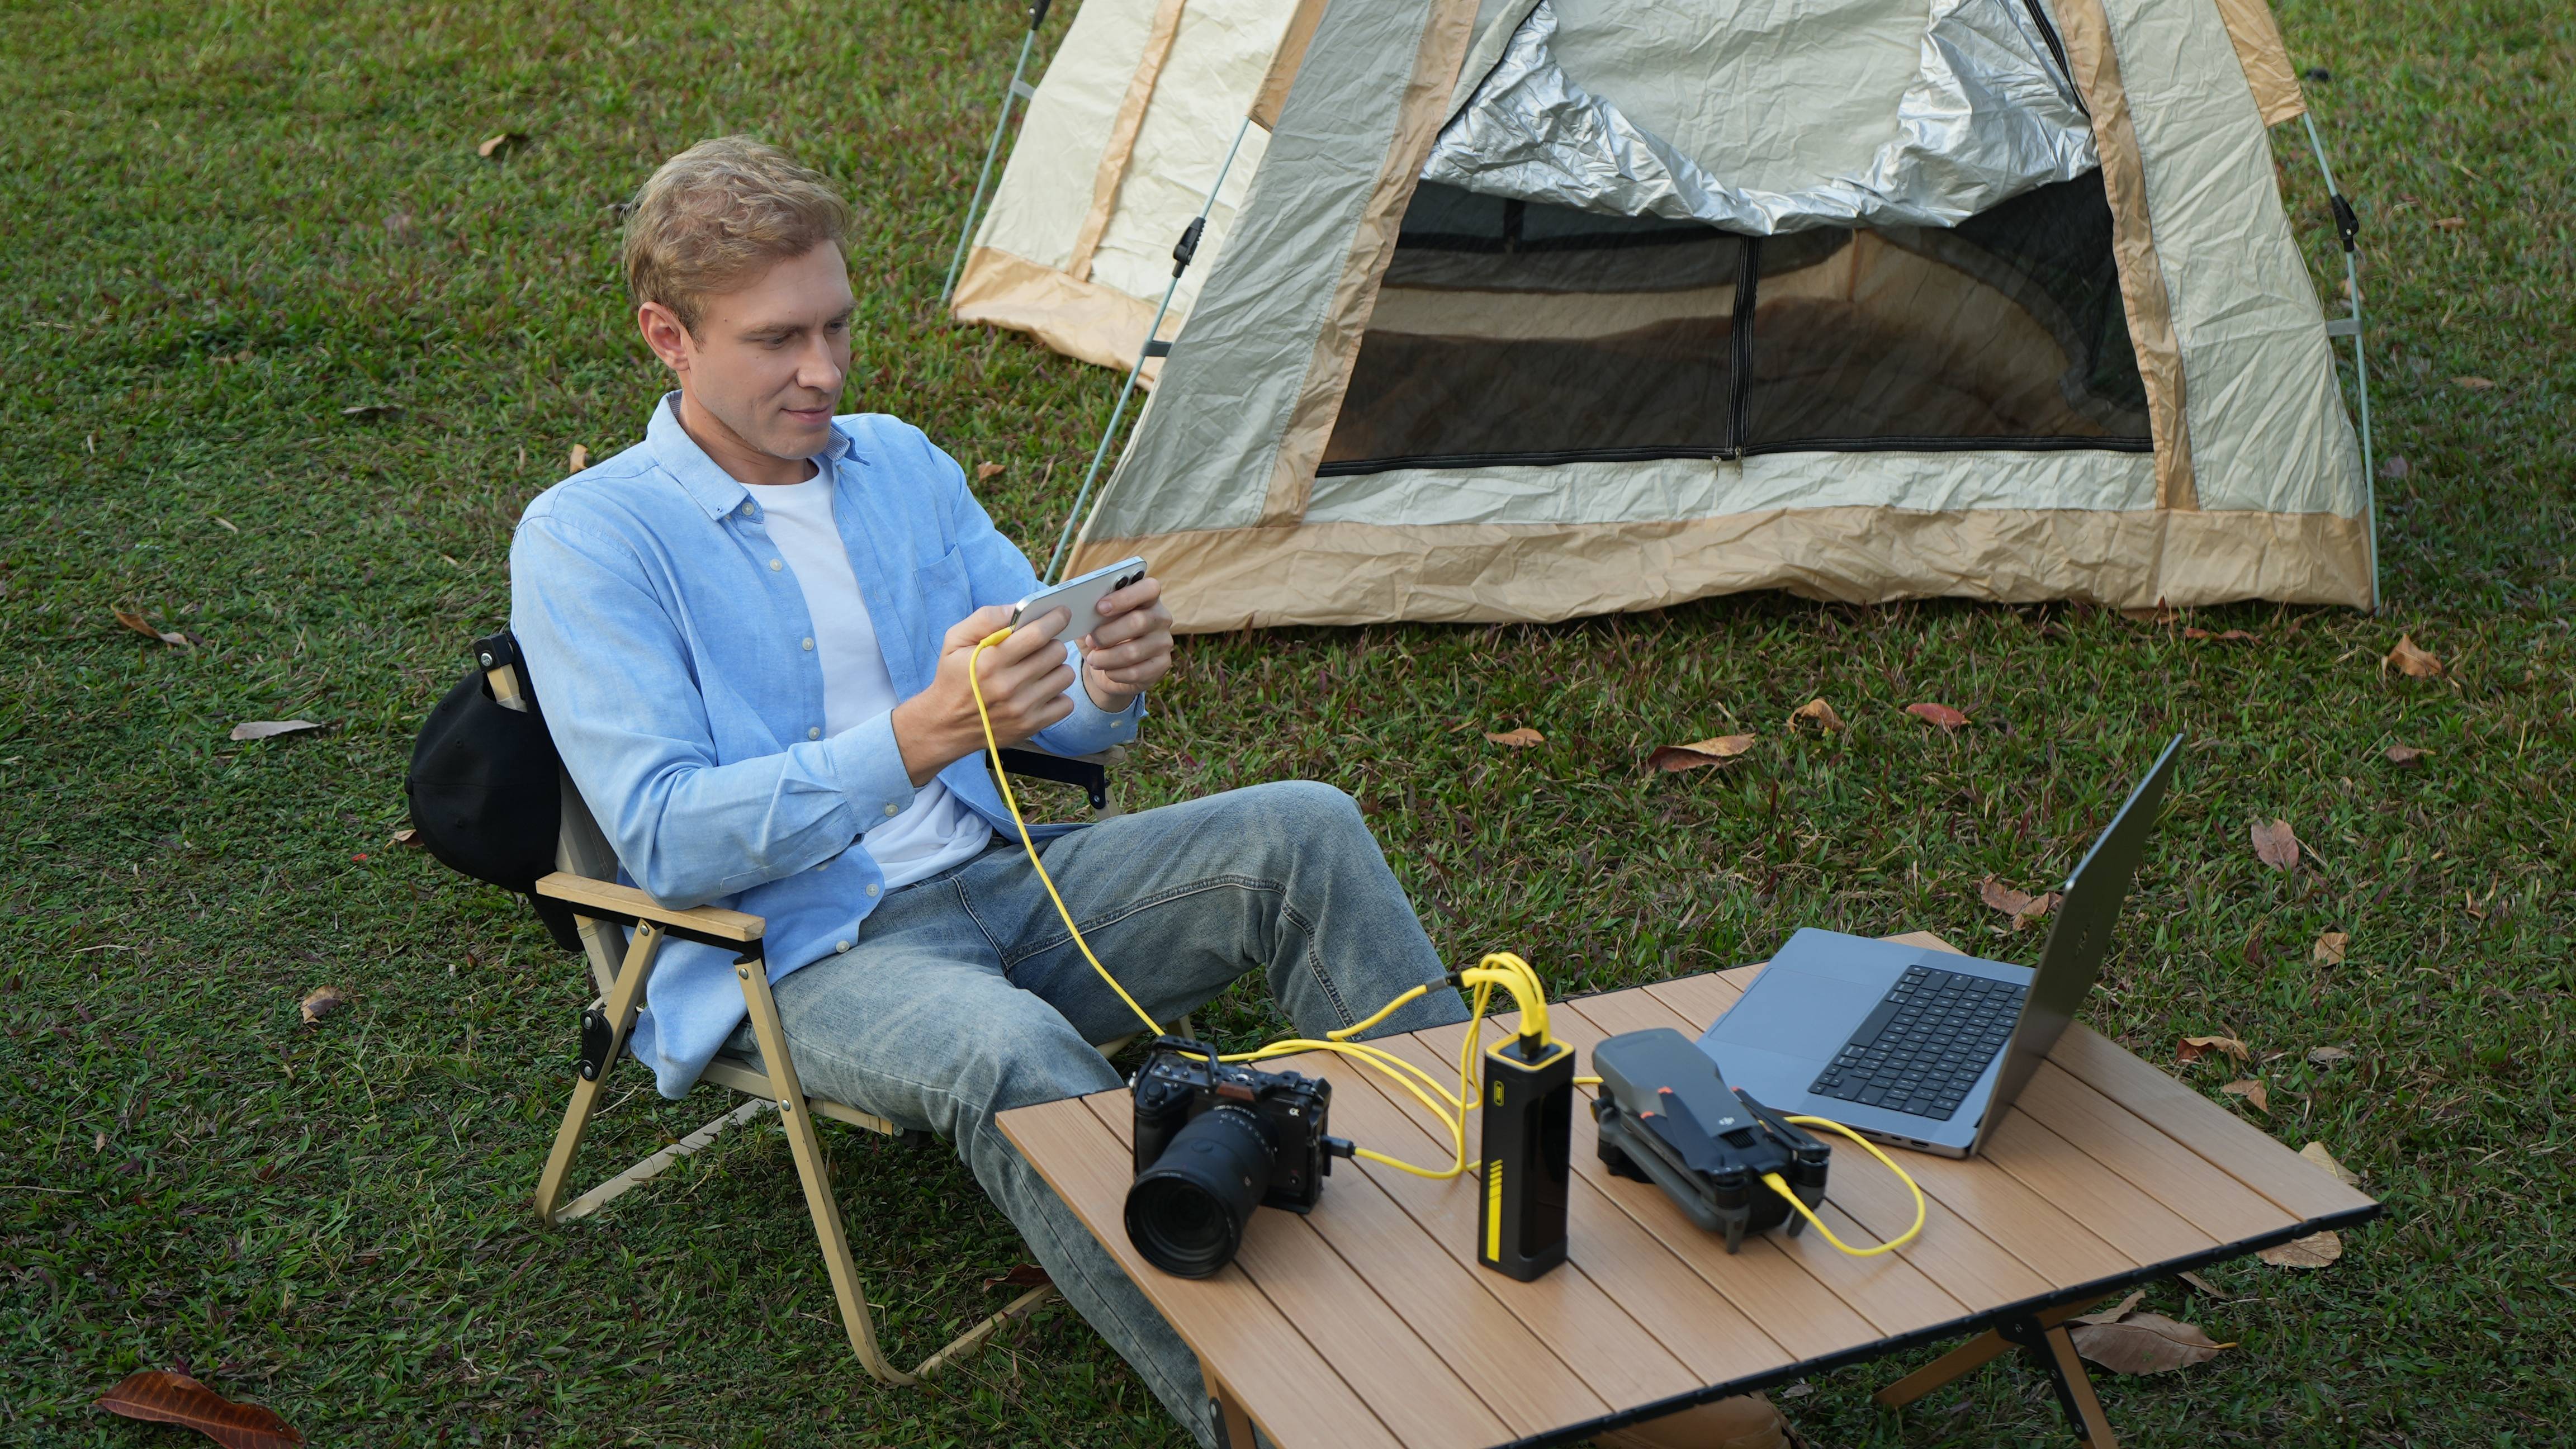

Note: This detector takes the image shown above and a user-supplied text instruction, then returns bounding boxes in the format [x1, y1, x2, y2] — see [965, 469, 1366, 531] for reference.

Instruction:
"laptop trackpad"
[1708, 973, 1864, 1060]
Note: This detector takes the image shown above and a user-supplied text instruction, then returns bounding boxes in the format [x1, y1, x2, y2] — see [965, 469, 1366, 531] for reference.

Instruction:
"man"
[512, 136, 1793, 1449]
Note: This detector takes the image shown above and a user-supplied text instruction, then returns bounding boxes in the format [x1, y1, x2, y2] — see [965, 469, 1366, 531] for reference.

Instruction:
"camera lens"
[1125, 1106, 1273, 1277]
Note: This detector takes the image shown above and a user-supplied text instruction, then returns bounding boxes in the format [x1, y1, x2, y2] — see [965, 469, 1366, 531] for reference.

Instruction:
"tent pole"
[1045, 112, 1256, 583]
[2301, 110, 2378, 613]
[941, 1, 1053, 311]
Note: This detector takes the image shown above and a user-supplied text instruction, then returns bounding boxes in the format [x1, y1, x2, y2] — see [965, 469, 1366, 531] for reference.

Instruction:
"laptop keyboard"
[1809, 964, 2028, 1121]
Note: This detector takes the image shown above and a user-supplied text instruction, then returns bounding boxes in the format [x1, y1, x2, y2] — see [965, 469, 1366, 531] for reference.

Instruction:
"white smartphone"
[1011, 556, 1148, 646]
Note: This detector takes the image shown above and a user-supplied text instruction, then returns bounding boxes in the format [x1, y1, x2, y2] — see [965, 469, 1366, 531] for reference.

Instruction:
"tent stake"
[941, 1, 1054, 310]
[2301, 109, 2377, 613]
[1046, 112, 1255, 583]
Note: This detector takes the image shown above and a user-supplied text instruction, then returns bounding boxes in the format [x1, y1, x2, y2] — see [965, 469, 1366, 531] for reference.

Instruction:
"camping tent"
[949, 0, 1327, 381]
[1021, 0, 2374, 627]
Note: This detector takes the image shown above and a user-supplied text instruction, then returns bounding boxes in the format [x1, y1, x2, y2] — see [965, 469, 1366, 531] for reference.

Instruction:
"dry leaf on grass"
[974, 461, 1005, 480]
[2222, 1078, 2270, 1114]
[2182, 627, 2258, 642]
[2250, 818, 2301, 872]
[94, 1368, 305, 1448]
[565, 443, 589, 475]
[1905, 701, 1970, 730]
[2120, 598, 2177, 626]
[390, 828, 421, 849]
[2258, 1230, 2342, 1269]
[1483, 727, 1545, 749]
[2432, 215, 2466, 230]
[982, 1263, 1051, 1290]
[2178, 1035, 2249, 1064]
[2383, 634, 2444, 678]
[1648, 734, 1755, 772]
[2176, 1270, 2224, 1298]
[1787, 697, 1846, 733]
[339, 402, 401, 420]
[2305, 1045, 2354, 1067]
[230, 720, 323, 742]
[1978, 876, 2061, 929]
[299, 986, 344, 1025]
[2451, 376, 2495, 391]
[2299, 1140, 2361, 1187]
[2379, 454, 2411, 480]
[2067, 1311, 2235, 1375]
[2073, 1290, 2146, 1324]
[2312, 930, 2349, 965]
[2382, 743, 2432, 766]
[113, 609, 191, 647]
[476, 130, 526, 158]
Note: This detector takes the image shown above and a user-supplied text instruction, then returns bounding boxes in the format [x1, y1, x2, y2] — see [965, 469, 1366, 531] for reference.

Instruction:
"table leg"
[1874, 1295, 2109, 1408]
[1201, 1357, 1256, 1449]
[2035, 1324, 2120, 1448]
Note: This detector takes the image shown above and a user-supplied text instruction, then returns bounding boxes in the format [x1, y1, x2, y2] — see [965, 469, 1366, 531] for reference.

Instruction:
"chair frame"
[501, 649, 1143, 1385]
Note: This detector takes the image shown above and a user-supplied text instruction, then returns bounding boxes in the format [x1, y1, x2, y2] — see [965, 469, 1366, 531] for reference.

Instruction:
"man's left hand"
[1079, 575, 1173, 709]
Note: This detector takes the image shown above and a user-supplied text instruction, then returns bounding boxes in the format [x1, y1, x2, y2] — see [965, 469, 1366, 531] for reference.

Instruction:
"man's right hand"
[891, 604, 1077, 786]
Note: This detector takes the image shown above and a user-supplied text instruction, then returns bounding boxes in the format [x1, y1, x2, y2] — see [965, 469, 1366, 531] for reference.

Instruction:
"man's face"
[644, 241, 855, 463]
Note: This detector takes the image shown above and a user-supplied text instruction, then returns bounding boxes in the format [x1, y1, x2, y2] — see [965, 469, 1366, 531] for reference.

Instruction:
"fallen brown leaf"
[2379, 454, 2411, 480]
[2176, 1270, 2224, 1298]
[113, 609, 191, 647]
[2120, 598, 2177, 626]
[230, 720, 324, 742]
[975, 461, 1005, 480]
[299, 986, 344, 1025]
[1483, 727, 1545, 749]
[1787, 697, 1846, 733]
[1647, 734, 1755, 772]
[2383, 634, 2442, 678]
[2299, 1140, 2360, 1187]
[982, 1263, 1051, 1290]
[2311, 930, 2349, 965]
[1905, 702, 1970, 730]
[2258, 1229, 2342, 1269]
[2067, 1311, 2234, 1375]
[2250, 818, 2300, 872]
[2181, 627, 2258, 642]
[2222, 1078, 2270, 1114]
[2073, 1290, 2146, 1325]
[94, 1368, 305, 1448]
[2381, 743, 2432, 766]
[390, 828, 421, 849]
[2432, 215, 2466, 230]
[1977, 876, 2061, 930]
[2178, 1034, 2250, 1065]
[2305, 1045, 2354, 1067]
[2451, 376, 2494, 391]
[565, 443, 589, 475]
[476, 130, 526, 158]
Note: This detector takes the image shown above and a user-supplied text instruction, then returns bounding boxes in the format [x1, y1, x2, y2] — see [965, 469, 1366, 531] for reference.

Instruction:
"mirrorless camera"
[1125, 1038, 1353, 1277]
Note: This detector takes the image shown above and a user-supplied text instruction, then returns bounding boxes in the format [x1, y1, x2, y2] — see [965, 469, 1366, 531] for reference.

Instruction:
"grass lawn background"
[2, 0, 2568, 1444]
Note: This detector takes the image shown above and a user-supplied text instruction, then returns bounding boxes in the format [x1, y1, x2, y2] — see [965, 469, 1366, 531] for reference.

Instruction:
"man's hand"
[1079, 575, 1174, 710]
[891, 604, 1077, 786]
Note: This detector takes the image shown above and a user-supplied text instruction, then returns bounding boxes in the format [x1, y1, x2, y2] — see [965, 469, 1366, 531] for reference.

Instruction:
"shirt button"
[770, 558, 783, 571]
[864, 883, 879, 898]
[835, 939, 851, 953]
[801, 637, 815, 651]
[883, 803, 899, 817]
[808, 726, 822, 740]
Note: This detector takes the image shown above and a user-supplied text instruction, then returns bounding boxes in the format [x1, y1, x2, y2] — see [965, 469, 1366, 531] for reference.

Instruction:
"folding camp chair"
[469, 645, 1150, 1385]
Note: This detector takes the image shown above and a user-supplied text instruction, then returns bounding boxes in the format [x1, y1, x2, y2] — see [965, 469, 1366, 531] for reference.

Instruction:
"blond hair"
[622, 136, 851, 333]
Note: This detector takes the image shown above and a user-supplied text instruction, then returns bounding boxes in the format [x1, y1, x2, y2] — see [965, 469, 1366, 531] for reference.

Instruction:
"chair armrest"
[993, 747, 1116, 812]
[536, 872, 765, 949]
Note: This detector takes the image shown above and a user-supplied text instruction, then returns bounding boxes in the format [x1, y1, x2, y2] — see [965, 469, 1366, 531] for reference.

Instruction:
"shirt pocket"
[913, 544, 974, 634]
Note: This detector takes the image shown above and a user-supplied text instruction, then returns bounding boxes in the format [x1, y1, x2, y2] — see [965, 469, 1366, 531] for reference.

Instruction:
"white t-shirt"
[755, 470, 992, 891]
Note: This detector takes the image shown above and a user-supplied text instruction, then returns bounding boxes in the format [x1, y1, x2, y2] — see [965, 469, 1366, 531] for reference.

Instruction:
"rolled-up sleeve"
[511, 509, 911, 906]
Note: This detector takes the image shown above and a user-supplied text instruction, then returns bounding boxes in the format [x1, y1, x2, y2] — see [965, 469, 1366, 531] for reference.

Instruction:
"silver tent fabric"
[1422, 0, 2100, 233]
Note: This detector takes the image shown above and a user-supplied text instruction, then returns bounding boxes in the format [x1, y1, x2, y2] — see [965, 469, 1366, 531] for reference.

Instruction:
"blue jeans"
[721, 780, 1469, 1445]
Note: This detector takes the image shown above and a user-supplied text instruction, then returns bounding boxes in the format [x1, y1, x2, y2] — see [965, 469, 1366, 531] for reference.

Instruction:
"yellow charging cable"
[1759, 1114, 1926, 1256]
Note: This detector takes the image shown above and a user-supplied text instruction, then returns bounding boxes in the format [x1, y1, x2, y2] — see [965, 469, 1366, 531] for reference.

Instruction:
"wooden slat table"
[1000, 935, 2378, 1448]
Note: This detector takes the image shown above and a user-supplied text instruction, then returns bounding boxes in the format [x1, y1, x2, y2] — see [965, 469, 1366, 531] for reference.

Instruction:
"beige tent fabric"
[951, 247, 1166, 379]
[1074, 505, 2372, 629]
[2052, 0, 2196, 511]
[1258, 0, 1480, 524]
[2213, 0, 2307, 126]
[1250, 0, 1332, 130]
[1066, 0, 1190, 283]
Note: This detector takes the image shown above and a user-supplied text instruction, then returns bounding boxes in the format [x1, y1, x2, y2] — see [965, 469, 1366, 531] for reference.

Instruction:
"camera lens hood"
[1125, 1105, 1275, 1277]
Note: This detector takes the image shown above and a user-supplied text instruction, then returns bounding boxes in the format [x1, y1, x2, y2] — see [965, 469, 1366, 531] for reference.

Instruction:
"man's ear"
[637, 301, 694, 375]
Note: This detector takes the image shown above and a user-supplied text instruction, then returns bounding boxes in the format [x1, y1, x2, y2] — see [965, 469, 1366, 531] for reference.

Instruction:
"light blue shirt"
[511, 395, 1146, 1097]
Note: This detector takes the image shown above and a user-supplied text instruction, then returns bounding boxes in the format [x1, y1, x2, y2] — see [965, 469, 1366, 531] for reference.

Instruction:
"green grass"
[2, 0, 2569, 1444]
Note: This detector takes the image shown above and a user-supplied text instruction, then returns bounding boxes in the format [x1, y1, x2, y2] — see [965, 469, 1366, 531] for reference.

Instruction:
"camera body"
[1126, 1038, 1349, 1277]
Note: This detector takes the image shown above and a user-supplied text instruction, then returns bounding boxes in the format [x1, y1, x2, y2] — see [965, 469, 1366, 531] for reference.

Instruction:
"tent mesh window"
[1318, 173, 2151, 477]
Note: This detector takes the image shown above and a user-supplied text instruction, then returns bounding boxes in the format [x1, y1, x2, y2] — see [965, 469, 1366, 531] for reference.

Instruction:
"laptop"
[1698, 734, 2182, 1158]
